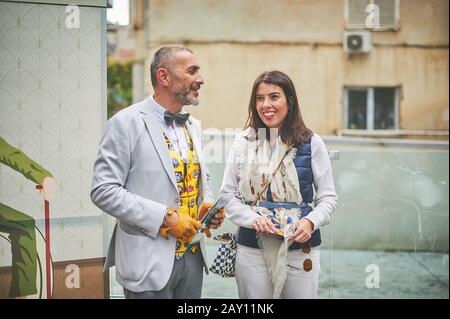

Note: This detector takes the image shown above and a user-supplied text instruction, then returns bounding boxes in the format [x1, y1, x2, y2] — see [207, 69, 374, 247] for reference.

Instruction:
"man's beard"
[173, 84, 200, 106]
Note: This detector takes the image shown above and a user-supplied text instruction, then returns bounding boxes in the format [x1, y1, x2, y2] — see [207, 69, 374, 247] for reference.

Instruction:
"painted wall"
[0, 2, 106, 298]
[146, 0, 448, 45]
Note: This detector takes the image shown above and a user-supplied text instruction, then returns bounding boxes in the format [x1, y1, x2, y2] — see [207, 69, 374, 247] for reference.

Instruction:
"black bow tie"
[164, 111, 190, 126]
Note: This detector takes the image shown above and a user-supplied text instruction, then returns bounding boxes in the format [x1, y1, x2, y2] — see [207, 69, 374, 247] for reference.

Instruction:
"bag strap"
[250, 146, 293, 206]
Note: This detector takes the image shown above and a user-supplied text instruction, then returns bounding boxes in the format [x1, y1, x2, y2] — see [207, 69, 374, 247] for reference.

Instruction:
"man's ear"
[156, 68, 170, 87]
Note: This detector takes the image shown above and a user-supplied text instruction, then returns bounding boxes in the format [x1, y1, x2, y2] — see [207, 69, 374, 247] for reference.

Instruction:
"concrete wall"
[142, 0, 448, 136]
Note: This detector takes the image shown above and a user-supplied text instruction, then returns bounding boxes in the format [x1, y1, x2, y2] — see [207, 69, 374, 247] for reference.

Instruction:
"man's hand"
[159, 213, 201, 241]
[36, 176, 56, 202]
[199, 202, 225, 230]
[198, 202, 212, 221]
[209, 208, 224, 229]
[163, 208, 179, 228]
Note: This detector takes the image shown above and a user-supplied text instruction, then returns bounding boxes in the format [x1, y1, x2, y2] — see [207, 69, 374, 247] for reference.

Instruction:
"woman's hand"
[251, 215, 277, 235]
[290, 218, 314, 243]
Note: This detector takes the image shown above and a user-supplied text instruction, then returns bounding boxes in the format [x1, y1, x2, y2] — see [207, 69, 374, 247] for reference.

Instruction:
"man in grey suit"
[91, 47, 224, 299]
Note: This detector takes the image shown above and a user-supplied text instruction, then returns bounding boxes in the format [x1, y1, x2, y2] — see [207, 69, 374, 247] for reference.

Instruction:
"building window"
[344, 87, 399, 130]
[345, 0, 400, 31]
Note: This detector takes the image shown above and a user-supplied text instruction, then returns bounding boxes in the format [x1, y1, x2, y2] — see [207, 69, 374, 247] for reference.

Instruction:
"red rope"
[44, 200, 52, 299]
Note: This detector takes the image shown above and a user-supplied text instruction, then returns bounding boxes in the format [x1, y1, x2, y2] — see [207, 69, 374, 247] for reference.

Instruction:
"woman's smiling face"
[255, 83, 289, 129]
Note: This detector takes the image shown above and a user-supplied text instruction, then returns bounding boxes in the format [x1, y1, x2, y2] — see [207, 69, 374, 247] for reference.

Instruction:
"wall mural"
[0, 136, 55, 298]
[0, 2, 106, 298]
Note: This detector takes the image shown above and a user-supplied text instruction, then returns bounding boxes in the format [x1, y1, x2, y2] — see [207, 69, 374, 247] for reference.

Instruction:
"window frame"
[343, 86, 400, 130]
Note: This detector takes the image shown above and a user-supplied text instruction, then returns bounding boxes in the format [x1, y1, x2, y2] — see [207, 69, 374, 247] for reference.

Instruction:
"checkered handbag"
[209, 232, 237, 278]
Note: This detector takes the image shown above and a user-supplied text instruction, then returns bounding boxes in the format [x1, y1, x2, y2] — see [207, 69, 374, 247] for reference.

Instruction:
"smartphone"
[201, 193, 233, 226]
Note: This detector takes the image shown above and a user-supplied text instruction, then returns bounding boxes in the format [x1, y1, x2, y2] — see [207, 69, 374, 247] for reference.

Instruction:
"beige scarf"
[235, 129, 302, 298]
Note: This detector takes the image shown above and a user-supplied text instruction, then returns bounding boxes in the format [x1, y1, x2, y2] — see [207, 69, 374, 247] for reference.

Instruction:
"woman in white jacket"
[220, 70, 337, 299]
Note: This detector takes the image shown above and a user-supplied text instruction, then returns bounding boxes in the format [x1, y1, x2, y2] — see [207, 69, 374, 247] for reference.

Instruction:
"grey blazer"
[91, 98, 214, 292]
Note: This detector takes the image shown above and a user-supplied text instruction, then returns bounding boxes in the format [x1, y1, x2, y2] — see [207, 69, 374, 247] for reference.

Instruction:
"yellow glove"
[198, 202, 213, 221]
[202, 227, 212, 238]
[199, 202, 225, 233]
[159, 213, 201, 241]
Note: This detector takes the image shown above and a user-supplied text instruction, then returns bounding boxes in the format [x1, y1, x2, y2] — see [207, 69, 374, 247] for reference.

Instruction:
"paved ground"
[110, 245, 449, 299]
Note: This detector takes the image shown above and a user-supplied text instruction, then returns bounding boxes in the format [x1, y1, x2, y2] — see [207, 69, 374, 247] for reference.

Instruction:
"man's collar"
[151, 95, 188, 114]
[150, 95, 167, 121]
[148, 95, 190, 126]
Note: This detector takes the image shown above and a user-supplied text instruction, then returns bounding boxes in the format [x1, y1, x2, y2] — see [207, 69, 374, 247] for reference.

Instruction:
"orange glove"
[198, 202, 225, 233]
[159, 213, 201, 241]
[202, 228, 212, 238]
[198, 202, 213, 221]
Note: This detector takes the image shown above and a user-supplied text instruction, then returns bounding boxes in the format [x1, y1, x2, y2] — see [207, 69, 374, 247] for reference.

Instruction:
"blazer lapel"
[140, 101, 177, 191]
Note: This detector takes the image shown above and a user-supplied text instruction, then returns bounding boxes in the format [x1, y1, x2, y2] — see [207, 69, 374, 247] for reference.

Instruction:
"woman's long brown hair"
[244, 70, 313, 146]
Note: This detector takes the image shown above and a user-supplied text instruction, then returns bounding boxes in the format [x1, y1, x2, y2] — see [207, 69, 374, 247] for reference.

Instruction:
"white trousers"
[234, 244, 320, 299]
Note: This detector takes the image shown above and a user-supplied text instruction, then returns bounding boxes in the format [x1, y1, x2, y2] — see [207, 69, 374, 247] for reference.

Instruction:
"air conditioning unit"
[343, 31, 372, 54]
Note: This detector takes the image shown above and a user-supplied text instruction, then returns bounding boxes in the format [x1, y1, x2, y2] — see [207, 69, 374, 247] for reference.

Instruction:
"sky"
[107, 0, 129, 25]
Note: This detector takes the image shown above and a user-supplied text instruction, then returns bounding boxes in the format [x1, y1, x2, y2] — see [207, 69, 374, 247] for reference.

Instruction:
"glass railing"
[108, 134, 449, 299]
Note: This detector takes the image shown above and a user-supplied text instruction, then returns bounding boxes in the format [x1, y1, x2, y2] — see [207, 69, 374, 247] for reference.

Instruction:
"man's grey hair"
[150, 47, 193, 88]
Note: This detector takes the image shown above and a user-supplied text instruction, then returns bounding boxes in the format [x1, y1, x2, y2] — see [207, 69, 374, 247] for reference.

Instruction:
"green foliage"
[107, 60, 132, 119]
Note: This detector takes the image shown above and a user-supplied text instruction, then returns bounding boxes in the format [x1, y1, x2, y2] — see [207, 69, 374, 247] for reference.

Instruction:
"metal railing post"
[328, 150, 340, 299]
